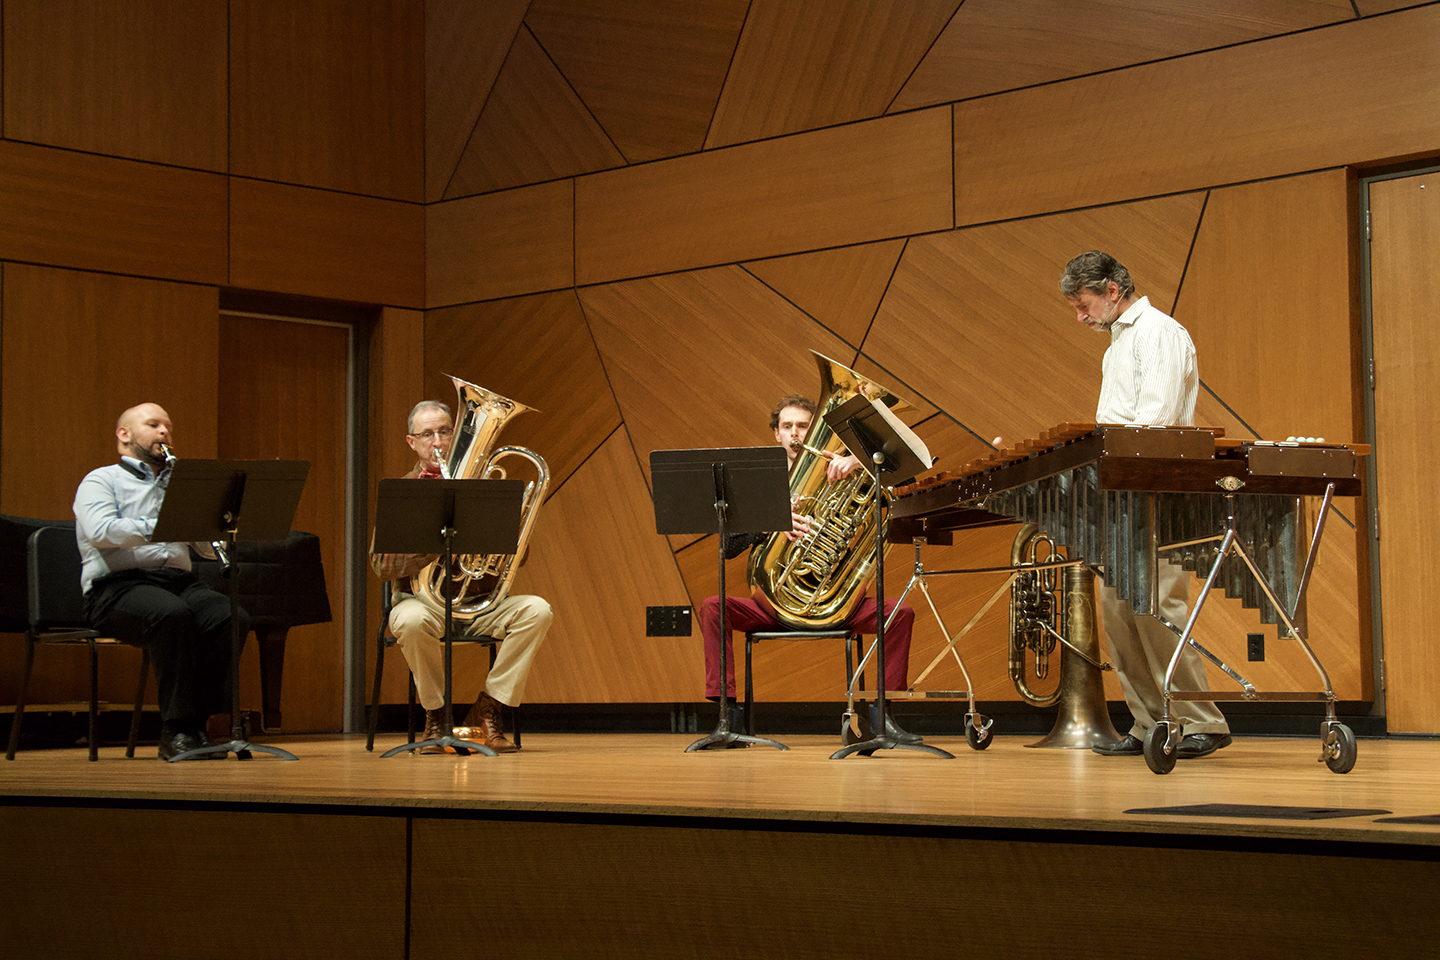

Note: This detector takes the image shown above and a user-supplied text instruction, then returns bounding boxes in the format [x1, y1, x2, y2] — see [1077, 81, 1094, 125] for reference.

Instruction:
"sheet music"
[868, 397, 935, 469]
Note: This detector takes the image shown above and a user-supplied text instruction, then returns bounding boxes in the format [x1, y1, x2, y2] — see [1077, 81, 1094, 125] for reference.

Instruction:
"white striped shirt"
[1095, 296, 1197, 428]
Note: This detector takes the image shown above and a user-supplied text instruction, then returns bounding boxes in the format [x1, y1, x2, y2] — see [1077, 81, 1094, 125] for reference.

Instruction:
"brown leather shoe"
[460, 691, 519, 753]
[418, 708, 447, 755]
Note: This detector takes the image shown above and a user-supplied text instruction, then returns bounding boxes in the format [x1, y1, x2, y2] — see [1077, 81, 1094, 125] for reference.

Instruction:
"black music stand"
[825, 396, 953, 759]
[151, 458, 309, 761]
[652, 447, 792, 752]
[373, 478, 524, 758]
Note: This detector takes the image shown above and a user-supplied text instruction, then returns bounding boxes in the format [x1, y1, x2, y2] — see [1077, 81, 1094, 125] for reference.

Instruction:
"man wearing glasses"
[369, 400, 552, 754]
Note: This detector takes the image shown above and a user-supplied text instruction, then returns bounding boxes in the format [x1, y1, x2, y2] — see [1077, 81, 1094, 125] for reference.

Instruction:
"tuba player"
[698, 394, 920, 743]
[369, 399, 552, 754]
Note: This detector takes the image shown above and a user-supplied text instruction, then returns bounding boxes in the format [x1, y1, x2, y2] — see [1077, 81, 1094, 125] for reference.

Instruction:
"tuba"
[409, 376, 549, 622]
[1010, 524, 1122, 748]
[747, 352, 913, 629]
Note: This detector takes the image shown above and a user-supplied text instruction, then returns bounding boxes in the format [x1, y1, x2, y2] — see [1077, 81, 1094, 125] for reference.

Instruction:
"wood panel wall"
[3, 1, 1436, 729]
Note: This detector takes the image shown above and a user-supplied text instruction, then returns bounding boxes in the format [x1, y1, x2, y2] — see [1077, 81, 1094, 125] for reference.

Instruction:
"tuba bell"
[747, 351, 913, 629]
[409, 375, 549, 622]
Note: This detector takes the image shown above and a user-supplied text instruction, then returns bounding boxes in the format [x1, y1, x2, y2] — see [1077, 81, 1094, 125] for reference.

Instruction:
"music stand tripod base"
[170, 738, 298, 762]
[380, 736, 498, 759]
[685, 718, 789, 752]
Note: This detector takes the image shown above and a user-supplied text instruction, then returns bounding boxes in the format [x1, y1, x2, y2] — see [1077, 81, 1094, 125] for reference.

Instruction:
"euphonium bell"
[747, 351, 913, 629]
[409, 375, 549, 621]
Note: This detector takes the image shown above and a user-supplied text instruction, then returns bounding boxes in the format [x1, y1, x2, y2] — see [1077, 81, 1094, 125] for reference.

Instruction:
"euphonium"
[409, 376, 549, 621]
[747, 351, 913, 629]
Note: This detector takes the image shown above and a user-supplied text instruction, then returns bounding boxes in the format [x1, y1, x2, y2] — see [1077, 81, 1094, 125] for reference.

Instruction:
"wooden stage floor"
[4, 732, 1439, 958]
[5, 731, 1440, 845]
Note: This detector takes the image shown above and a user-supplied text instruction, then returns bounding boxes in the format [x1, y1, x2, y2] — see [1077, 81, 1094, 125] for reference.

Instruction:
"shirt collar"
[119, 454, 166, 481]
[1110, 296, 1150, 335]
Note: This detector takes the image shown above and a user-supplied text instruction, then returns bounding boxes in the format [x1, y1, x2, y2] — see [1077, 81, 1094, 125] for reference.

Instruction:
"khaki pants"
[389, 592, 552, 709]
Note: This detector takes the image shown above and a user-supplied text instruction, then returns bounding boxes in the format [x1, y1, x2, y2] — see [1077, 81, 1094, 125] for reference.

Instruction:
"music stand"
[151, 459, 309, 761]
[652, 447, 791, 751]
[824, 397, 953, 760]
[373, 478, 525, 758]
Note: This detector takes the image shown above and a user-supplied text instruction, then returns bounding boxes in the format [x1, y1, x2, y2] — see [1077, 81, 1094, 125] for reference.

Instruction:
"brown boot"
[418, 708, 447, 755]
[456, 691, 518, 753]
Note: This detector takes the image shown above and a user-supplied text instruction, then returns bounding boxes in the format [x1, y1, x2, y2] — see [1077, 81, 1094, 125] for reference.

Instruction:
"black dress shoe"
[1091, 734, 1144, 756]
[158, 731, 206, 761]
[871, 704, 923, 744]
[1176, 733, 1233, 759]
[191, 730, 229, 759]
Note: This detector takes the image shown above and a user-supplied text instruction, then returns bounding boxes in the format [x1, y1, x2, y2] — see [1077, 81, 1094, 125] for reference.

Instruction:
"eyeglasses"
[409, 427, 454, 442]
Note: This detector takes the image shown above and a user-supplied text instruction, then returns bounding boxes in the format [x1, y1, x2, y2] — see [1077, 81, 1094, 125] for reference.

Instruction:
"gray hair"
[407, 400, 452, 434]
[1059, 250, 1135, 300]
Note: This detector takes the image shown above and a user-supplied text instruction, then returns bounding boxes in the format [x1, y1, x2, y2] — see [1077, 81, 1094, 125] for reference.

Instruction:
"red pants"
[701, 595, 913, 699]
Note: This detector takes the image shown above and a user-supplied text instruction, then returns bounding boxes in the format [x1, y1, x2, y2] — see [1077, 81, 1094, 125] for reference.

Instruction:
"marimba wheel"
[1144, 723, 1178, 774]
[1323, 723, 1357, 774]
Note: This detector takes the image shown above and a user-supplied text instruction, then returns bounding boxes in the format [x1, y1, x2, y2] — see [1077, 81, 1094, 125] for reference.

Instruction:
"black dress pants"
[84, 567, 246, 727]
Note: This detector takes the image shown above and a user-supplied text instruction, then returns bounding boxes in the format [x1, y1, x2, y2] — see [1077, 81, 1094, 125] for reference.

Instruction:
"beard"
[125, 438, 167, 468]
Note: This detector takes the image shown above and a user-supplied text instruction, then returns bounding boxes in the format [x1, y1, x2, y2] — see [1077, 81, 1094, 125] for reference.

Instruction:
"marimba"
[890, 423, 1369, 774]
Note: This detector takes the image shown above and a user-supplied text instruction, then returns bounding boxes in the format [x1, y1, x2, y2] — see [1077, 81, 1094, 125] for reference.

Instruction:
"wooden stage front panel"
[3, 733, 1437, 958]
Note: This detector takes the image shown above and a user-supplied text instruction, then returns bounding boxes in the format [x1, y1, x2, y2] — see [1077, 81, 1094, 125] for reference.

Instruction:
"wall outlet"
[1247, 632, 1265, 662]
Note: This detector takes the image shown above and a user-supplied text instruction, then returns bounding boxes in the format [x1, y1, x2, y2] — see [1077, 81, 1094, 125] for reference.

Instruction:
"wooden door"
[1369, 172, 1440, 733]
[219, 313, 350, 732]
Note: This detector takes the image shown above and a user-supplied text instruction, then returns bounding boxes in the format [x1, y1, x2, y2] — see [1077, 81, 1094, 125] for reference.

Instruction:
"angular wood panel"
[953, 7, 1440, 226]
[2, 0, 228, 170]
[229, 179, 424, 309]
[0, 141, 227, 285]
[706, 0, 959, 148]
[866, 194, 1208, 447]
[526, 0, 748, 163]
[1183, 171, 1358, 447]
[745, 239, 906, 349]
[509, 430, 698, 703]
[230, 0, 424, 201]
[578, 266, 857, 490]
[425, 0, 529, 202]
[424, 290, 622, 494]
[427, 180, 574, 307]
[893, 0, 1353, 111]
[576, 107, 953, 286]
[445, 27, 625, 198]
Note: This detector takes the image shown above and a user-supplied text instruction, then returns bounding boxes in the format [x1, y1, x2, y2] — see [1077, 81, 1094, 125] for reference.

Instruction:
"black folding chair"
[6, 525, 149, 762]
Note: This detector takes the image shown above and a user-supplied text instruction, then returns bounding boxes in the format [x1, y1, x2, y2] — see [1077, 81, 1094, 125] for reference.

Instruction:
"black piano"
[1, 515, 330, 731]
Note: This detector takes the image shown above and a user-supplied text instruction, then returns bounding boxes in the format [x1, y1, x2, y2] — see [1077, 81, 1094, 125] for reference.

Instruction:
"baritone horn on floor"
[409, 376, 549, 622]
[747, 351, 913, 630]
[1010, 523, 1122, 749]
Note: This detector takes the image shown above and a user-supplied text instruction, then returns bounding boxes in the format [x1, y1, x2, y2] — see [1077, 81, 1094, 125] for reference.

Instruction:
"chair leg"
[87, 639, 100, 762]
[6, 640, 37, 760]
[407, 674, 417, 743]
[744, 634, 755, 736]
[126, 650, 150, 758]
[366, 630, 388, 752]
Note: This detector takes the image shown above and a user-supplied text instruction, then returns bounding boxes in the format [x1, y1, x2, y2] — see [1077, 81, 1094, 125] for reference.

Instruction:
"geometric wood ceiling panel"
[425, 0, 529, 201]
[578, 265, 858, 489]
[744, 239, 907, 350]
[891, 0, 1354, 111]
[525, 0, 750, 163]
[423, 290, 621, 495]
[864, 193, 1207, 449]
[445, 27, 625, 198]
[707, 0, 960, 148]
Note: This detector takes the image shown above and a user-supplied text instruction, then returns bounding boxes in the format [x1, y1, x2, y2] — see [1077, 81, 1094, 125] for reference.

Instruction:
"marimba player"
[1059, 251, 1233, 759]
